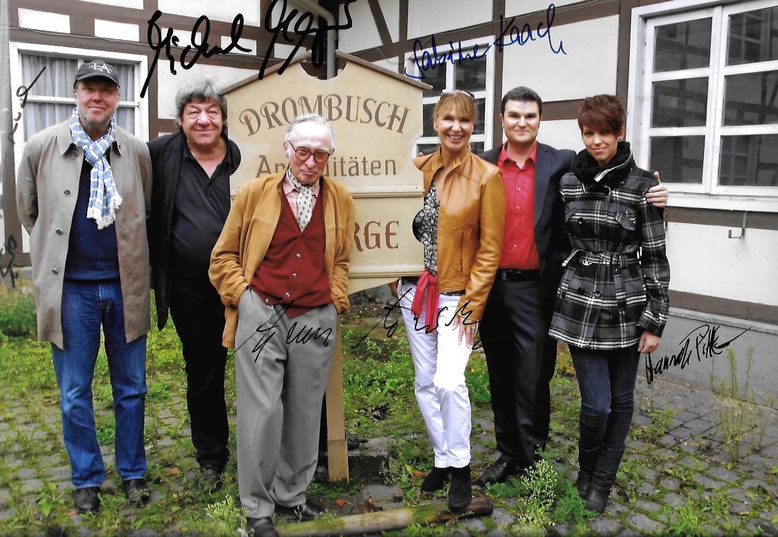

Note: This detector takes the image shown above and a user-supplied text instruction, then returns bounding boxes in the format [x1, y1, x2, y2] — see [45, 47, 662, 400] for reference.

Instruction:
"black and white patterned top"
[413, 182, 440, 275]
[548, 143, 670, 350]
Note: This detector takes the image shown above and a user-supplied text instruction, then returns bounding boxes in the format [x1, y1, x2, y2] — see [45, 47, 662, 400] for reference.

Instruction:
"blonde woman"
[392, 90, 506, 510]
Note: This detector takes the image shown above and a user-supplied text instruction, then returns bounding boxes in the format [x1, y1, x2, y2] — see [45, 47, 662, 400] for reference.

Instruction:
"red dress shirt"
[497, 142, 540, 270]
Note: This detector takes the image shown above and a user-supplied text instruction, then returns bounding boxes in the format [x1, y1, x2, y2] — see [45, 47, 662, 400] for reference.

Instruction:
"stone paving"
[1, 347, 777, 535]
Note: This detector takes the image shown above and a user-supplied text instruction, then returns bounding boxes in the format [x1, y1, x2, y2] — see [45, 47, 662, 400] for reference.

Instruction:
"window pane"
[22, 55, 136, 101]
[116, 107, 135, 134]
[418, 62, 445, 98]
[20, 54, 137, 138]
[654, 18, 712, 72]
[23, 102, 72, 141]
[423, 103, 436, 137]
[728, 6, 778, 65]
[719, 134, 778, 187]
[417, 143, 438, 156]
[474, 98, 485, 134]
[469, 141, 484, 153]
[723, 71, 778, 126]
[454, 54, 486, 93]
[651, 78, 708, 127]
[649, 136, 704, 183]
[22, 55, 78, 98]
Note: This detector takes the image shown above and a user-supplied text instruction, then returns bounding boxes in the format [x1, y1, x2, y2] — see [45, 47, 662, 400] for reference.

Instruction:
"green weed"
[36, 481, 66, 517]
[0, 283, 37, 338]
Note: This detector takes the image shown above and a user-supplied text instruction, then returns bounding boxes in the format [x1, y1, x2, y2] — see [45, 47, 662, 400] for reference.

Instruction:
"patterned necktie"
[287, 169, 315, 231]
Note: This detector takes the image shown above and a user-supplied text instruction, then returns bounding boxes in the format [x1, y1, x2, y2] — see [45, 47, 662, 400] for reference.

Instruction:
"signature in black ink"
[257, 0, 355, 80]
[141, 10, 250, 98]
[9, 66, 47, 144]
[0, 235, 18, 288]
[141, 0, 356, 97]
[645, 324, 751, 385]
[404, 4, 565, 80]
[352, 287, 495, 350]
[233, 302, 332, 363]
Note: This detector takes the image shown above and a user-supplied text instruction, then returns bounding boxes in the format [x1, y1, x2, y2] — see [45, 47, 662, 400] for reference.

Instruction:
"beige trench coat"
[16, 120, 152, 349]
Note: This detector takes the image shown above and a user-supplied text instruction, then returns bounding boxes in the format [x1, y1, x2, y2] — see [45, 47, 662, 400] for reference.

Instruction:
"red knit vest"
[250, 189, 331, 318]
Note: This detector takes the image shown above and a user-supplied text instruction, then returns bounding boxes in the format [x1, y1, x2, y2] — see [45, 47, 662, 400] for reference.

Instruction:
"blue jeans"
[51, 279, 147, 488]
[569, 344, 640, 451]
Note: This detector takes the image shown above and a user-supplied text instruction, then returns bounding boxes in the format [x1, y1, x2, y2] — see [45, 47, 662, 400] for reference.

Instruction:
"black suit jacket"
[478, 143, 575, 320]
[147, 131, 241, 329]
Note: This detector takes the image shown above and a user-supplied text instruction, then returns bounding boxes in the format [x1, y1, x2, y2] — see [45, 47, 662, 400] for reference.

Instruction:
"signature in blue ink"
[404, 3, 566, 80]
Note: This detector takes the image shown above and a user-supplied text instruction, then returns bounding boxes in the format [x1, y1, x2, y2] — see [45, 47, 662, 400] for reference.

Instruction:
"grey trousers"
[234, 289, 337, 518]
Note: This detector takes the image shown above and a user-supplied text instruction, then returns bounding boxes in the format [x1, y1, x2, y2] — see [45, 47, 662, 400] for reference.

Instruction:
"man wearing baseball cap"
[17, 59, 153, 512]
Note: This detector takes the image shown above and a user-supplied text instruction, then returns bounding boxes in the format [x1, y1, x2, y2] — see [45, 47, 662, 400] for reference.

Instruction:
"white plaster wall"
[18, 9, 70, 33]
[371, 58, 399, 73]
[490, 118, 583, 152]
[408, 0, 491, 39]
[157, 65, 257, 119]
[665, 223, 778, 307]
[339, 0, 380, 52]
[94, 20, 139, 42]
[339, 0, 400, 52]
[76, 0, 143, 8]
[501, 16, 619, 102]
[505, 0, 582, 17]
[536, 119, 583, 153]
[158, 0, 261, 26]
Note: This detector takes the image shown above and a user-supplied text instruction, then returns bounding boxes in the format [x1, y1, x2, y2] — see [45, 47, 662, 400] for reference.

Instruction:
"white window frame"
[404, 37, 495, 156]
[9, 42, 149, 174]
[628, 0, 778, 212]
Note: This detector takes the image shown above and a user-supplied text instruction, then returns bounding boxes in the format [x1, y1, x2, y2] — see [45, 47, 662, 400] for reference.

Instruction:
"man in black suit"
[476, 87, 667, 485]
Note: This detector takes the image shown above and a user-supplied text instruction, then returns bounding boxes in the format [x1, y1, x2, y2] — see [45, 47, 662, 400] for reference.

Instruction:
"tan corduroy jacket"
[16, 120, 152, 348]
[413, 146, 506, 321]
[209, 172, 355, 348]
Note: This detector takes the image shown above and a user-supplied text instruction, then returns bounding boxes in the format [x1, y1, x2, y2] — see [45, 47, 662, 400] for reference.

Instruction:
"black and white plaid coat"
[548, 145, 670, 350]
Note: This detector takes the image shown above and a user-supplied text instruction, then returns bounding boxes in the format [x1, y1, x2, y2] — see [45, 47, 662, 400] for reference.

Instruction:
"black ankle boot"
[576, 445, 600, 499]
[420, 466, 450, 493]
[586, 447, 624, 514]
[448, 465, 472, 510]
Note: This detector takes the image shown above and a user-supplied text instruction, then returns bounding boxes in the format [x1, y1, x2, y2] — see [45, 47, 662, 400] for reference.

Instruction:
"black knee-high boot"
[585, 446, 624, 513]
[576, 444, 600, 499]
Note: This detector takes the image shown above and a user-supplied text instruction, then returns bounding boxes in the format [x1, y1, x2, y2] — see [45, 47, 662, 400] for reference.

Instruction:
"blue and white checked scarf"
[70, 108, 122, 229]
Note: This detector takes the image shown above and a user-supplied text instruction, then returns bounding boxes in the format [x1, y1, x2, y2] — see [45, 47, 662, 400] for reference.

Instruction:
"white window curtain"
[21, 54, 136, 140]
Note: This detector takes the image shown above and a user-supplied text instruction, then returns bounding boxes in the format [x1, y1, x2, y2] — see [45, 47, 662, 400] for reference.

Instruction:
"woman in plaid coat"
[548, 95, 670, 514]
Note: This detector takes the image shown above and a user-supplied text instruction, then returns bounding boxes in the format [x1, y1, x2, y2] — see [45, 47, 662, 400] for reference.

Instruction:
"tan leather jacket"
[413, 146, 506, 321]
[209, 171, 355, 348]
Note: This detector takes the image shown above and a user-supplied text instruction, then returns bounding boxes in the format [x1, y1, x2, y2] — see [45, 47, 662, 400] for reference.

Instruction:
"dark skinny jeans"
[569, 344, 640, 451]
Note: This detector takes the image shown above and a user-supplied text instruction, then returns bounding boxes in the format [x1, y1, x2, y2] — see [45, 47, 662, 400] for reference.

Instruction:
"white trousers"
[399, 280, 473, 468]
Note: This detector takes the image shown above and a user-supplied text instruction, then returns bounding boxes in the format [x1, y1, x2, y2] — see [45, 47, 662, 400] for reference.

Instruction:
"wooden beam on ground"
[277, 497, 494, 536]
[325, 323, 349, 481]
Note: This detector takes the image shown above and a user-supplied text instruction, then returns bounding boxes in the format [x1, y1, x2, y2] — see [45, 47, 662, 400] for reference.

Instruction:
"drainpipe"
[292, 0, 336, 79]
[0, 0, 17, 253]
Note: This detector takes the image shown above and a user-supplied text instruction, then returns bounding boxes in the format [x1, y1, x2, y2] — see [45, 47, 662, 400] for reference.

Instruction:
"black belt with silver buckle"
[496, 269, 540, 282]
